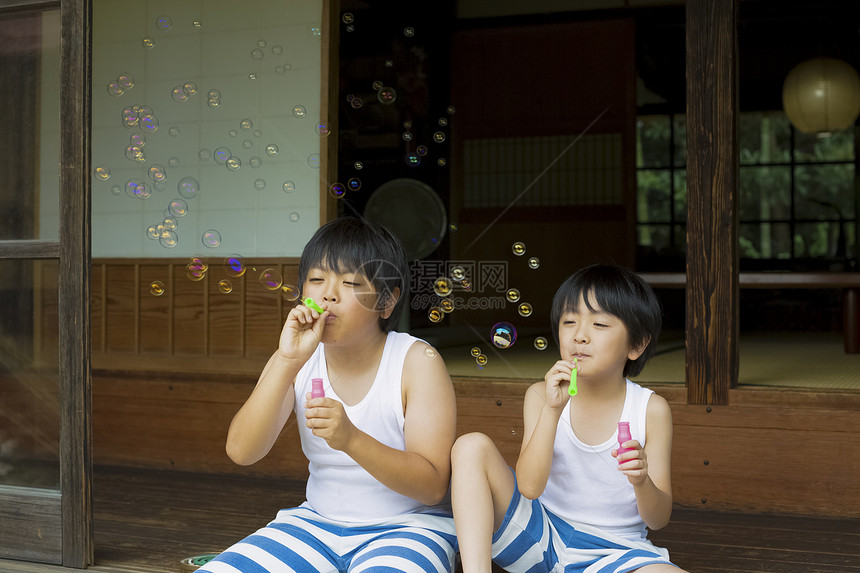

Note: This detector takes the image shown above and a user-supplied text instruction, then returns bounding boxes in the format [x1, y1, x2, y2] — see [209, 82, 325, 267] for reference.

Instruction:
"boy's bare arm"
[515, 381, 564, 499]
[332, 341, 457, 506]
[226, 304, 326, 466]
[626, 394, 674, 530]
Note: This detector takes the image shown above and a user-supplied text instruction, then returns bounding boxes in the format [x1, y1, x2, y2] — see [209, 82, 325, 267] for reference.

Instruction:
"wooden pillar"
[685, 0, 739, 405]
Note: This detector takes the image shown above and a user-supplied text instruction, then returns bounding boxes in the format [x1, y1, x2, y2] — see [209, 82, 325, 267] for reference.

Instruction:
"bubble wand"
[303, 297, 325, 314]
[568, 358, 578, 396]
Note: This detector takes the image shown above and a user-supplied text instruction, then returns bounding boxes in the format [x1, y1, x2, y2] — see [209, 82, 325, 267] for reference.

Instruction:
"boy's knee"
[452, 432, 495, 462]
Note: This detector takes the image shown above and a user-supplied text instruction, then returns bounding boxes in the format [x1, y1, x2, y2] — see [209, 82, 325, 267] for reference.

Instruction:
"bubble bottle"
[311, 377, 325, 399]
[617, 422, 636, 463]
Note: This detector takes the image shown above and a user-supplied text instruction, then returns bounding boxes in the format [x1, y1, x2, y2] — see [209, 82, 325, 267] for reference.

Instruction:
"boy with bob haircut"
[199, 217, 458, 573]
[452, 264, 687, 572]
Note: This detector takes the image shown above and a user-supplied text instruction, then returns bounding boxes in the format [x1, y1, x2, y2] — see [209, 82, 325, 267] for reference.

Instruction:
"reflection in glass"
[0, 259, 60, 489]
[0, 9, 60, 241]
[636, 116, 671, 168]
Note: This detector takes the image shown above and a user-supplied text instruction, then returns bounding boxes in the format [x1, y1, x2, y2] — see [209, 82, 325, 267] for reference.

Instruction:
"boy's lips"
[324, 313, 337, 322]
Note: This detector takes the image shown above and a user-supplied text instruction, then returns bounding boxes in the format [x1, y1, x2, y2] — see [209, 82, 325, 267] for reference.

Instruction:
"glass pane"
[638, 224, 670, 253]
[672, 114, 686, 168]
[0, 9, 60, 240]
[739, 111, 791, 165]
[794, 128, 854, 162]
[794, 164, 855, 220]
[673, 169, 687, 222]
[636, 116, 671, 168]
[0, 259, 59, 489]
[672, 224, 686, 255]
[637, 169, 670, 222]
[739, 166, 791, 222]
[794, 221, 851, 258]
[739, 222, 792, 259]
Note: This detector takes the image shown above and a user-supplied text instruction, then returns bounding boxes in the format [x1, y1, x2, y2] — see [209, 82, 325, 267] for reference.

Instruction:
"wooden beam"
[59, 0, 93, 566]
[685, 0, 739, 405]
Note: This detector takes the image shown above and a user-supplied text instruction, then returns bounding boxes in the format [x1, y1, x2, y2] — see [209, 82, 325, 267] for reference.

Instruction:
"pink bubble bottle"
[311, 378, 325, 399]
[617, 421, 636, 462]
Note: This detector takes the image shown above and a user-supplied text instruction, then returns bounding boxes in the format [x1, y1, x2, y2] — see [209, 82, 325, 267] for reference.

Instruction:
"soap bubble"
[347, 177, 361, 191]
[534, 337, 548, 350]
[177, 176, 200, 199]
[225, 156, 242, 171]
[242, 139, 253, 150]
[124, 145, 145, 162]
[193, 19, 202, 28]
[433, 277, 453, 297]
[147, 164, 167, 183]
[213, 147, 231, 164]
[111, 185, 121, 195]
[199, 148, 211, 161]
[451, 267, 465, 281]
[254, 178, 266, 190]
[517, 302, 533, 317]
[289, 212, 300, 223]
[433, 131, 446, 143]
[512, 241, 526, 256]
[308, 26, 322, 38]
[428, 307, 444, 323]
[249, 156, 262, 168]
[150, 281, 165, 296]
[228, 129, 238, 137]
[470, 347, 481, 357]
[505, 288, 521, 303]
[202, 229, 222, 248]
[259, 268, 283, 291]
[218, 279, 233, 294]
[271, 45, 283, 55]
[438, 158, 447, 166]
[107, 81, 124, 96]
[528, 257, 540, 269]
[146, 225, 159, 240]
[475, 354, 488, 366]
[342, 12, 354, 23]
[183, 81, 198, 95]
[124, 178, 146, 199]
[402, 131, 413, 141]
[438, 118, 449, 127]
[350, 97, 363, 109]
[461, 278, 472, 291]
[168, 125, 181, 137]
[354, 161, 364, 170]
[168, 198, 188, 217]
[329, 183, 346, 199]
[307, 153, 321, 168]
[265, 144, 279, 157]
[292, 104, 307, 118]
[129, 132, 146, 147]
[159, 231, 178, 248]
[185, 258, 207, 281]
[139, 113, 159, 132]
[440, 298, 454, 313]
[416, 145, 428, 156]
[250, 48, 264, 60]
[142, 36, 155, 48]
[239, 118, 253, 131]
[256, 39, 267, 48]
[491, 322, 517, 349]
[283, 181, 295, 193]
[162, 217, 178, 230]
[405, 153, 421, 166]
[94, 166, 111, 180]
[171, 85, 189, 102]
[155, 15, 173, 30]
[281, 284, 300, 301]
[316, 122, 331, 136]
[167, 157, 179, 168]
[404, 26, 415, 37]
[224, 255, 246, 277]
[377, 87, 397, 104]
[117, 74, 134, 90]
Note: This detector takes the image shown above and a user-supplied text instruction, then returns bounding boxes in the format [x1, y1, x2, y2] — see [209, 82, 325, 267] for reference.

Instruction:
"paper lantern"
[782, 57, 860, 136]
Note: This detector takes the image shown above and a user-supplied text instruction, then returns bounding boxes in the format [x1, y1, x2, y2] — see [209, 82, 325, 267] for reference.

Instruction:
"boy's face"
[557, 292, 645, 381]
[302, 266, 393, 344]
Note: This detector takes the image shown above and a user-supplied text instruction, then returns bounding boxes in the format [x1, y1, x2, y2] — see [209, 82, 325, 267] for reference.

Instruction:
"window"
[636, 111, 856, 270]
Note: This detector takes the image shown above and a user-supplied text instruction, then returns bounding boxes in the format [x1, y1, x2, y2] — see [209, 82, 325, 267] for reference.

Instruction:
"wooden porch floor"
[2, 466, 858, 572]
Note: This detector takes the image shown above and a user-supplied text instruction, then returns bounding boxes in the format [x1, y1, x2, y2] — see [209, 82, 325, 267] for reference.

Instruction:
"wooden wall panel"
[138, 264, 171, 355]
[207, 269, 244, 359]
[90, 264, 104, 354]
[171, 264, 207, 355]
[104, 265, 135, 353]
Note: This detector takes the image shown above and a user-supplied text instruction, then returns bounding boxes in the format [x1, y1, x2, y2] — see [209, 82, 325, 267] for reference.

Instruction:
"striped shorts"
[492, 486, 676, 573]
[196, 504, 458, 573]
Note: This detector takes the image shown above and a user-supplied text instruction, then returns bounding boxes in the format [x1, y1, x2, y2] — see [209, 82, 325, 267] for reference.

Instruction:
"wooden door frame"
[0, 0, 92, 568]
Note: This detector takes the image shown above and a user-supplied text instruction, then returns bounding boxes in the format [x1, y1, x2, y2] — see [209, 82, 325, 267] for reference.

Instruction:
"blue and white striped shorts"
[196, 504, 458, 573]
[492, 486, 676, 572]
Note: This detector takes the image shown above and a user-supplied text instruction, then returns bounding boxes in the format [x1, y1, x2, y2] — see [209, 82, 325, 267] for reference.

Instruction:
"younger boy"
[451, 264, 687, 572]
[199, 217, 458, 573]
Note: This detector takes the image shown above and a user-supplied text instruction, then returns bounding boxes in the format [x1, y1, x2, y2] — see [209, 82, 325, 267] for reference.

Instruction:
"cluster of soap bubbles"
[107, 73, 135, 97]
[171, 81, 199, 103]
[248, 38, 294, 75]
[148, 255, 302, 299]
[121, 105, 159, 132]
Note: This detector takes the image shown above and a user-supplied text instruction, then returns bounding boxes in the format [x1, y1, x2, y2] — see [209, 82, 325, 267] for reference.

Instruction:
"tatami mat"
[432, 328, 860, 390]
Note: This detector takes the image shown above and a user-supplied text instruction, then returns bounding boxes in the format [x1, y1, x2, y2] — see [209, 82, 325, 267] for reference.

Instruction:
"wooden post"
[685, 0, 739, 405]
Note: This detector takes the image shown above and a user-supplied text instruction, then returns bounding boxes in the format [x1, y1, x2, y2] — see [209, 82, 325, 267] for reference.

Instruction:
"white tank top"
[293, 331, 426, 522]
[539, 380, 654, 542]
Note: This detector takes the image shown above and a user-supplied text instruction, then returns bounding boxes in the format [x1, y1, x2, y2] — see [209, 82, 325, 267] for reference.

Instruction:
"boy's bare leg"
[635, 565, 689, 572]
[451, 432, 517, 573]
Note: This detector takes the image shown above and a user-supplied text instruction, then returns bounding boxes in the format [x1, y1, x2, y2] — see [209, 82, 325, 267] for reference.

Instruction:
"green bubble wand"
[303, 297, 325, 313]
[568, 358, 578, 396]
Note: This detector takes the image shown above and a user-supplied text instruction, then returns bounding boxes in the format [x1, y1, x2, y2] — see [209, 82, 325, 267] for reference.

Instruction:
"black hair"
[550, 264, 662, 377]
[298, 217, 409, 332]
